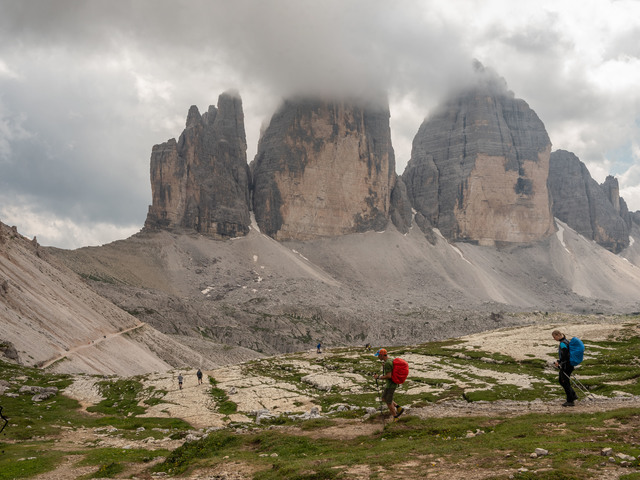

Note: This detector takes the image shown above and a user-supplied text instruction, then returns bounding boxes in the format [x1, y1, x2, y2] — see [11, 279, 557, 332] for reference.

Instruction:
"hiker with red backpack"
[374, 348, 408, 420]
[552, 330, 583, 407]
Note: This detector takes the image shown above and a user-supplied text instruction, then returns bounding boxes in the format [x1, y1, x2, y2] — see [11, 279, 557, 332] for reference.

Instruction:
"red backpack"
[391, 358, 409, 384]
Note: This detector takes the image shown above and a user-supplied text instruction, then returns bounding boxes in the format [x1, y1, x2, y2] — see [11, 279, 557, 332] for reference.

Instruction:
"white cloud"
[133, 73, 173, 104]
[0, 59, 20, 79]
[0, 201, 139, 249]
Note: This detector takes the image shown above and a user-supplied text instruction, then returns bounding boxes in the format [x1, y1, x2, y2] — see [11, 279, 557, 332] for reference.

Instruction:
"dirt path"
[40, 322, 146, 369]
[411, 395, 640, 419]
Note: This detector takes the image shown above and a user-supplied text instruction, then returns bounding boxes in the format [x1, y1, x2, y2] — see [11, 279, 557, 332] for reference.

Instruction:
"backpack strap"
[558, 338, 570, 364]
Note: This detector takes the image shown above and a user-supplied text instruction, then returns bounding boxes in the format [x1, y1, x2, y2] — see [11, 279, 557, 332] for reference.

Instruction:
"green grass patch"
[0, 442, 66, 479]
[148, 409, 640, 478]
[86, 378, 146, 417]
[209, 378, 238, 415]
[0, 360, 192, 479]
[77, 447, 168, 467]
[142, 387, 168, 406]
[84, 462, 124, 479]
[154, 430, 240, 475]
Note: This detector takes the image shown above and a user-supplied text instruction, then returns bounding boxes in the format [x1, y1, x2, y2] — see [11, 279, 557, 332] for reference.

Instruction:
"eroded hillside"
[0, 221, 260, 375]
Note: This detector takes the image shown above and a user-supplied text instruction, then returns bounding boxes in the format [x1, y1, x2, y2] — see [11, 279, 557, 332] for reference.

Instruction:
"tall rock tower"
[251, 97, 396, 240]
[403, 65, 555, 245]
[144, 91, 251, 238]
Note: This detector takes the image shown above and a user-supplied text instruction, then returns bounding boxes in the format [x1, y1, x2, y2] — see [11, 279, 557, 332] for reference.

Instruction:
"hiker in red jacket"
[374, 348, 404, 420]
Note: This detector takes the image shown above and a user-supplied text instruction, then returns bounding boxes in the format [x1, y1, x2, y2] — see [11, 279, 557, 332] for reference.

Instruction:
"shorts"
[382, 384, 397, 404]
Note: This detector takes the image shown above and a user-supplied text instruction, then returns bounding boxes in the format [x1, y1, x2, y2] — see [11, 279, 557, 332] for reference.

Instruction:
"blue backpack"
[568, 337, 585, 366]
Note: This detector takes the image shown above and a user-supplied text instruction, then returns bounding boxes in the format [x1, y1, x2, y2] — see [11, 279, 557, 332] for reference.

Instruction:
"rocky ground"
[25, 315, 635, 479]
[62, 315, 640, 425]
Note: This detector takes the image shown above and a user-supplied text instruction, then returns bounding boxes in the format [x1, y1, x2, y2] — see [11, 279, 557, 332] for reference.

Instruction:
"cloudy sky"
[1, 0, 639, 249]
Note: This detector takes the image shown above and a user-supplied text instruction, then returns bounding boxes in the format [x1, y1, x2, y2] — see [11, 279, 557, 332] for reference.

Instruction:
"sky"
[1, 0, 639, 249]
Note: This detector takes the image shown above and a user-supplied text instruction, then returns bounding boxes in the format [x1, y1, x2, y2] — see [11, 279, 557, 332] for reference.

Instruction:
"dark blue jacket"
[558, 338, 571, 367]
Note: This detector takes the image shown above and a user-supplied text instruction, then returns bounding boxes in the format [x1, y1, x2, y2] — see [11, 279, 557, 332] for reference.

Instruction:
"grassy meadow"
[0, 315, 639, 479]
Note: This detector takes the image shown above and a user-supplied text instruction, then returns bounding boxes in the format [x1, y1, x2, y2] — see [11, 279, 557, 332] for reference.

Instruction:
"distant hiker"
[374, 348, 405, 420]
[177, 373, 184, 390]
[365, 343, 371, 351]
[317, 342, 322, 354]
[196, 369, 203, 385]
[552, 330, 578, 406]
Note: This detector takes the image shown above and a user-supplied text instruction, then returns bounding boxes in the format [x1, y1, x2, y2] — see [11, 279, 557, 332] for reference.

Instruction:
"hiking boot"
[562, 401, 575, 407]
[394, 406, 405, 418]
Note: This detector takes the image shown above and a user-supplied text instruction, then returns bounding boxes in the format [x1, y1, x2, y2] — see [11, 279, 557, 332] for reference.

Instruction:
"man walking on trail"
[552, 330, 578, 406]
[374, 348, 404, 420]
[177, 373, 184, 390]
[196, 369, 203, 385]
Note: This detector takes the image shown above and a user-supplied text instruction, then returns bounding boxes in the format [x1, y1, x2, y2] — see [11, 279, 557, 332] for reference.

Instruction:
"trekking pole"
[375, 365, 386, 427]
[375, 377, 384, 426]
[570, 372, 595, 400]
[0, 405, 7, 433]
[561, 370, 594, 400]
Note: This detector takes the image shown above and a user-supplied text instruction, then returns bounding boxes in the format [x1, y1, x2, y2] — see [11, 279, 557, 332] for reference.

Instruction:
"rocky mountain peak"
[144, 91, 251, 238]
[251, 97, 397, 240]
[548, 149, 630, 253]
[186, 105, 202, 128]
[402, 70, 555, 245]
[603, 175, 621, 214]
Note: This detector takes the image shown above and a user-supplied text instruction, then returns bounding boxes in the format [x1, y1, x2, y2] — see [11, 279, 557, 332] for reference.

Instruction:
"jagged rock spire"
[145, 91, 251, 238]
[549, 149, 630, 253]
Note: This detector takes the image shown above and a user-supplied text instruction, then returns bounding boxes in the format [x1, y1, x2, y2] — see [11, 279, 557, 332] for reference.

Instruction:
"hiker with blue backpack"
[552, 330, 584, 407]
[374, 348, 409, 420]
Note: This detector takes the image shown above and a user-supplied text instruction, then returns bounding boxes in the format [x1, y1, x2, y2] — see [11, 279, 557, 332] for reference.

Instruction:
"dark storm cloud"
[4, 0, 477, 100]
[1, 0, 639, 248]
[0, 0, 478, 246]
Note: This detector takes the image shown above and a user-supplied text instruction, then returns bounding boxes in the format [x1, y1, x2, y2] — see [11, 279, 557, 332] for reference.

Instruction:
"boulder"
[19, 385, 43, 394]
[0, 340, 19, 361]
[32, 392, 56, 402]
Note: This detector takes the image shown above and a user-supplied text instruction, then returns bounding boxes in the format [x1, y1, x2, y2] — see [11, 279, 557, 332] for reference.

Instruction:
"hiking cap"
[375, 348, 387, 357]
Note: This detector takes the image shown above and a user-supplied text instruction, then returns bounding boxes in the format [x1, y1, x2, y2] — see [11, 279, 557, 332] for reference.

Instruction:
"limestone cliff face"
[145, 92, 251, 238]
[251, 98, 396, 240]
[403, 75, 555, 245]
[549, 149, 629, 253]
